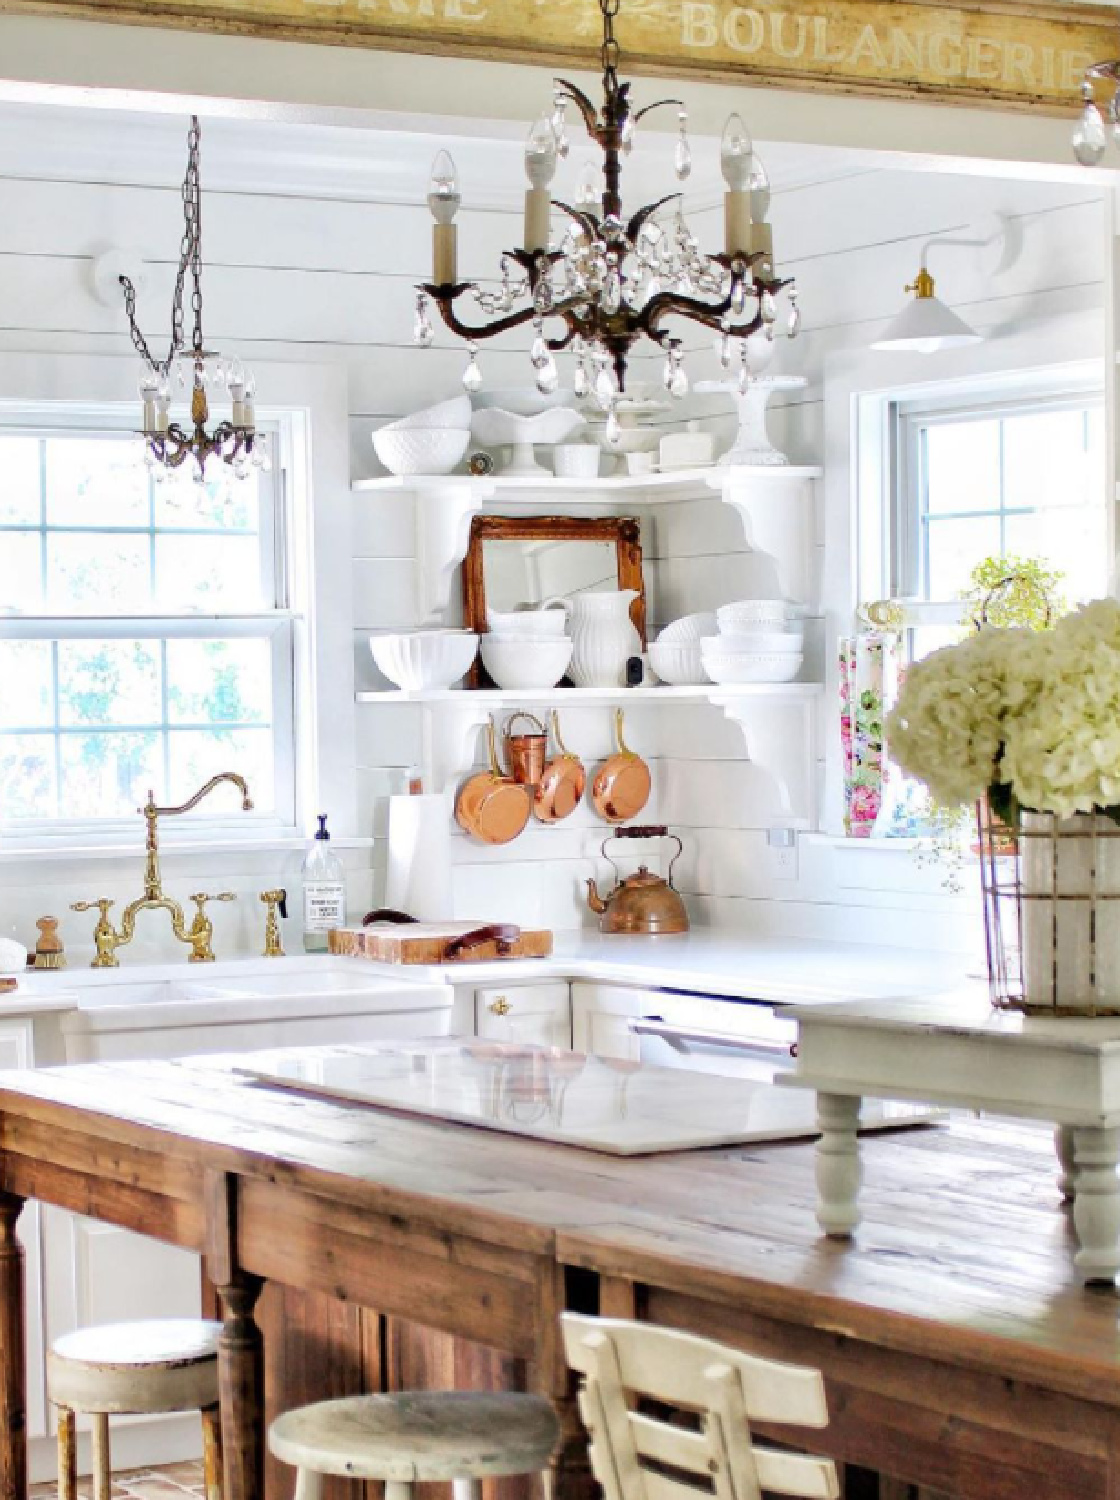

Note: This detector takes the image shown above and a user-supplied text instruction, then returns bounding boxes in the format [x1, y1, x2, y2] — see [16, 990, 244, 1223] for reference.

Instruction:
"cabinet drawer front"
[476, 983, 571, 1048]
[0, 1019, 34, 1071]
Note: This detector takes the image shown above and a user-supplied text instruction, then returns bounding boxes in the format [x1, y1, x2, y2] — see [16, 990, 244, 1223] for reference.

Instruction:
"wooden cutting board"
[330, 922, 553, 965]
[0, 979, 18, 995]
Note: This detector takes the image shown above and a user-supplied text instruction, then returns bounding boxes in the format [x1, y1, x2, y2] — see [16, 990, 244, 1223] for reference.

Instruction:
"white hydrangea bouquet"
[887, 598, 1120, 1013]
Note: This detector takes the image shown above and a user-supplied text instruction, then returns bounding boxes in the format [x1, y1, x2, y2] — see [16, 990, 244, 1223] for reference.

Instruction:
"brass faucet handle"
[71, 898, 115, 916]
[260, 888, 287, 959]
[190, 892, 237, 909]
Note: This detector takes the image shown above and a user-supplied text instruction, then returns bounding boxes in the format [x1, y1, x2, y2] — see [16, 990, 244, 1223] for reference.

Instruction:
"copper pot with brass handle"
[534, 711, 587, 824]
[590, 708, 651, 824]
[455, 717, 532, 845]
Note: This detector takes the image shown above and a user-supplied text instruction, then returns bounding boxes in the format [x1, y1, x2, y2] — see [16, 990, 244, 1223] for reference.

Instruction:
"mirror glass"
[481, 538, 621, 613]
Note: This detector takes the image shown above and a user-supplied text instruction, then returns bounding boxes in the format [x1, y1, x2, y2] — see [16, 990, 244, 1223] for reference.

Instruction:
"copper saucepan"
[455, 718, 532, 845]
[504, 712, 548, 787]
[591, 708, 651, 824]
[534, 711, 587, 824]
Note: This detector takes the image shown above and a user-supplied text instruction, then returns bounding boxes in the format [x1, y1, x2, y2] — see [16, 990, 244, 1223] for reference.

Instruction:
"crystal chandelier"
[120, 116, 264, 482]
[1072, 60, 1120, 163]
[413, 0, 798, 424]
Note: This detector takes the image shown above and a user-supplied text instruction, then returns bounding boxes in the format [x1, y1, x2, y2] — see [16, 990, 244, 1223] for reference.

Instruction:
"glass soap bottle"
[302, 814, 346, 952]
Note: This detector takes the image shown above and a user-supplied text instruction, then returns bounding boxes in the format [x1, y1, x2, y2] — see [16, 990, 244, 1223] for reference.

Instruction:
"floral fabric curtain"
[838, 632, 901, 838]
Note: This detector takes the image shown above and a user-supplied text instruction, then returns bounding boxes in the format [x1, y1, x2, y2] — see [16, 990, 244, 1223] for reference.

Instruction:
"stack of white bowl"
[372, 395, 472, 476]
[369, 630, 479, 691]
[648, 613, 717, 686]
[701, 600, 804, 684]
[480, 605, 573, 690]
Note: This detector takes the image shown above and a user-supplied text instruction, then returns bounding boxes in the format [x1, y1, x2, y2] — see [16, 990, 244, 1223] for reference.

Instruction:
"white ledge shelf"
[356, 683, 821, 705]
[352, 465, 821, 504]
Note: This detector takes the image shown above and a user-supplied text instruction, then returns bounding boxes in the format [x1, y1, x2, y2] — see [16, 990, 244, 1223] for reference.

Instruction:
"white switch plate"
[767, 827, 799, 882]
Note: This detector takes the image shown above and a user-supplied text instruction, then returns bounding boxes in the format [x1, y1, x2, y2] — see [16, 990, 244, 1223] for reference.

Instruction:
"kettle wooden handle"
[612, 825, 668, 839]
[444, 923, 522, 960]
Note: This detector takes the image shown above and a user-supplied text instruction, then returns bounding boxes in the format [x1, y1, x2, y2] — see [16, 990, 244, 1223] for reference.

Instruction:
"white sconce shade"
[872, 269, 982, 354]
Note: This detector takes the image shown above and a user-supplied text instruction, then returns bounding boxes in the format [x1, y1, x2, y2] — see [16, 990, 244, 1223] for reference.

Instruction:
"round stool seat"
[270, 1392, 559, 1483]
[48, 1319, 222, 1415]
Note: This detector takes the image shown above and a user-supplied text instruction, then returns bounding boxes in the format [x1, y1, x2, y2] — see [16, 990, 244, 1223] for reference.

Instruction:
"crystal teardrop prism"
[720, 331, 733, 369]
[573, 363, 590, 399]
[760, 290, 777, 323]
[602, 272, 622, 315]
[621, 113, 635, 154]
[531, 334, 549, 369]
[605, 409, 622, 445]
[462, 351, 483, 392]
[787, 300, 802, 339]
[1073, 97, 1107, 165]
[669, 366, 689, 400]
[674, 127, 692, 182]
[536, 355, 559, 394]
[413, 299, 434, 348]
[594, 366, 616, 408]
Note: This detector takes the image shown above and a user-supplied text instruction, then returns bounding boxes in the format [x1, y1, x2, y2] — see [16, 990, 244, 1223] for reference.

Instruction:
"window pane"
[59, 731, 161, 819]
[168, 728, 273, 813]
[924, 515, 1001, 598]
[45, 438, 149, 529]
[46, 533, 152, 611]
[0, 532, 44, 611]
[1005, 507, 1108, 603]
[923, 419, 1001, 516]
[1003, 410, 1096, 515]
[0, 734, 56, 820]
[156, 467, 260, 533]
[154, 535, 262, 610]
[57, 640, 161, 728]
[166, 639, 271, 725]
[0, 438, 41, 525]
[0, 641, 53, 729]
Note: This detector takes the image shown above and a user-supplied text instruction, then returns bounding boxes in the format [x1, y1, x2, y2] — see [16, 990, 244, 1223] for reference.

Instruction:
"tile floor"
[30, 1460, 205, 1500]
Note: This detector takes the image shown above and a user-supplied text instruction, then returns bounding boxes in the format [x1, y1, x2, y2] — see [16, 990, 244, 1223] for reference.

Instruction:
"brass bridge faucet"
[72, 773, 253, 968]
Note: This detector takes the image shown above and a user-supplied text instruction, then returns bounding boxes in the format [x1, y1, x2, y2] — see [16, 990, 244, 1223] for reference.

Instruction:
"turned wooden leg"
[216, 1273, 265, 1500]
[452, 1482, 482, 1500]
[91, 1413, 112, 1500]
[293, 1470, 323, 1500]
[815, 1093, 863, 1238]
[1072, 1126, 1120, 1285]
[56, 1408, 77, 1500]
[0, 1192, 26, 1500]
[1056, 1124, 1078, 1203]
[202, 1405, 224, 1500]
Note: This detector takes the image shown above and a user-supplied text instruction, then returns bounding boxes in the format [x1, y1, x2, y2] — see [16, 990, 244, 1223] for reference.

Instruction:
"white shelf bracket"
[709, 469, 816, 603]
[707, 691, 816, 827]
[420, 698, 495, 796]
[414, 481, 494, 623]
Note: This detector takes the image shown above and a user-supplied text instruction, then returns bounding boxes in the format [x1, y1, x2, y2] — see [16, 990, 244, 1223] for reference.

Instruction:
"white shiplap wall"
[0, 99, 1105, 961]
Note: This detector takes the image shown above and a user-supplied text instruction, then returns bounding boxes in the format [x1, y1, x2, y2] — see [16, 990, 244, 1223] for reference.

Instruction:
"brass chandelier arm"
[553, 78, 603, 138]
[423, 282, 588, 348]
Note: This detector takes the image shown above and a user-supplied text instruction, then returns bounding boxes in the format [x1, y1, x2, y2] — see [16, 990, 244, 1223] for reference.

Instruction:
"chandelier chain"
[184, 116, 205, 356]
[600, 0, 621, 97]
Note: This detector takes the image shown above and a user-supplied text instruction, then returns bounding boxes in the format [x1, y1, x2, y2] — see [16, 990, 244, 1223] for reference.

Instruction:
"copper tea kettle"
[586, 826, 690, 935]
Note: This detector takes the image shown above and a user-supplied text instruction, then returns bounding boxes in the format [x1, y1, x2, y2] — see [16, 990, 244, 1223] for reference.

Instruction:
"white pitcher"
[552, 590, 642, 688]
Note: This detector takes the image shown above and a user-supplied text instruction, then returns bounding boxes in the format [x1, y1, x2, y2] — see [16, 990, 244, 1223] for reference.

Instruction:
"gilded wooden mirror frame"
[462, 514, 647, 689]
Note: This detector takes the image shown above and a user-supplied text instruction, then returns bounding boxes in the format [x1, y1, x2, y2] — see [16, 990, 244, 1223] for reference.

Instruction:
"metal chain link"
[600, 0, 621, 97]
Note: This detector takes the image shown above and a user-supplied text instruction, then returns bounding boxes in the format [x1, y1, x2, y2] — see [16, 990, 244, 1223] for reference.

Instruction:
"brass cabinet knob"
[489, 996, 512, 1017]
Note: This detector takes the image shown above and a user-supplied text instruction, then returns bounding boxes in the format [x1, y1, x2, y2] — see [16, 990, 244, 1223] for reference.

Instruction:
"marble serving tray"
[237, 1038, 838, 1156]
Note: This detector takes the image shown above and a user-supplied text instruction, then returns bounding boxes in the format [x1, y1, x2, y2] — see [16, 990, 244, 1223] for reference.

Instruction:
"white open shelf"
[355, 683, 820, 706]
[352, 465, 822, 506]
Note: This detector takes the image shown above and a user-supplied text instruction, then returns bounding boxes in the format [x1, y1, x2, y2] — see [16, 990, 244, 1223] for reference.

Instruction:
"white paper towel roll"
[384, 794, 453, 921]
[0, 938, 27, 975]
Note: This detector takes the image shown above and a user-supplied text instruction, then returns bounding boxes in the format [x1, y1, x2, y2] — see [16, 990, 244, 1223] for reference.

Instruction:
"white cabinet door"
[475, 983, 571, 1049]
[571, 982, 646, 1062]
[0, 1021, 46, 1441]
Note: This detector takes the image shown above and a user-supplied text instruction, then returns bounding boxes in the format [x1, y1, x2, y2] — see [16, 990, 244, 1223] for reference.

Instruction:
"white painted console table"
[781, 991, 1120, 1286]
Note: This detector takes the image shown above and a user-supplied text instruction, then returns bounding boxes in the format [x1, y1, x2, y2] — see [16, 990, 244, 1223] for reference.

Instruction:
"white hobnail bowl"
[373, 426, 471, 477]
[716, 599, 790, 633]
[370, 631, 479, 691]
[389, 395, 472, 431]
[700, 645, 803, 685]
[706, 630, 803, 655]
[472, 388, 571, 416]
[659, 612, 718, 645]
[481, 636, 573, 690]
[649, 640, 706, 686]
[486, 607, 569, 638]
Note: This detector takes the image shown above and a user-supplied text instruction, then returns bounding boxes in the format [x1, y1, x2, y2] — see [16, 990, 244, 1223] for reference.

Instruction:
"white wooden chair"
[561, 1314, 839, 1500]
[47, 1318, 223, 1500]
[269, 1390, 560, 1500]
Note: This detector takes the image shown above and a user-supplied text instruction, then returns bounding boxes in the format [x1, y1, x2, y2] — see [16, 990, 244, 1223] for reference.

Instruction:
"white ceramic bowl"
[703, 631, 803, 655]
[700, 647, 803, 685]
[472, 388, 573, 416]
[659, 612, 718, 645]
[388, 395, 472, 431]
[370, 630, 479, 691]
[373, 426, 470, 477]
[716, 599, 790, 633]
[649, 640, 706, 686]
[481, 635, 573, 690]
[486, 607, 569, 638]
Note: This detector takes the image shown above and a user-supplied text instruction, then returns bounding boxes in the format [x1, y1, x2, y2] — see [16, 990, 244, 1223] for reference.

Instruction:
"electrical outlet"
[767, 827, 799, 882]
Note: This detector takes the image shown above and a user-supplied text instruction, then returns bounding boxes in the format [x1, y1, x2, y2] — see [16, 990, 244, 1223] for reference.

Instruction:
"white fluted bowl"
[700, 643, 803, 685]
[481, 635, 573, 690]
[658, 612, 718, 645]
[373, 426, 471, 477]
[710, 630, 803, 655]
[649, 640, 706, 686]
[370, 631, 479, 691]
[716, 599, 790, 632]
[486, 607, 569, 638]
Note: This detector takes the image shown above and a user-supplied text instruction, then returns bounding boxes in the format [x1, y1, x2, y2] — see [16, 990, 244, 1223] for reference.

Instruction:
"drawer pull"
[629, 1017, 796, 1059]
[489, 997, 512, 1017]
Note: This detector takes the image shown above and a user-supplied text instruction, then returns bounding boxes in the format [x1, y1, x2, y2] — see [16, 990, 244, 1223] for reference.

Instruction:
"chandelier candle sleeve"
[524, 116, 557, 254]
[429, 150, 461, 286]
[720, 114, 753, 256]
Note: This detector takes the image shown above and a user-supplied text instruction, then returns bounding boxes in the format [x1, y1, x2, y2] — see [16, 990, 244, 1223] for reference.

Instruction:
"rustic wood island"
[0, 1050, 1118, 1500]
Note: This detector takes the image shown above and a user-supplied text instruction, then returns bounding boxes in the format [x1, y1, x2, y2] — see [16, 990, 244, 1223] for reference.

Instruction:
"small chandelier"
[120, 116, 263, 482]
[1072, 60, 1120, 163]
[414, 0, 798, 422]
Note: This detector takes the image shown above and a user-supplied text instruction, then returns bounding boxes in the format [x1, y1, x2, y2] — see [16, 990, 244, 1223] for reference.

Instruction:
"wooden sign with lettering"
[1, 0, 1114, 113]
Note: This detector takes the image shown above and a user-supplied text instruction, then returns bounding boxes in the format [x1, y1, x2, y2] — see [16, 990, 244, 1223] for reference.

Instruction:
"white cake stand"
[696, 375, 808, 468]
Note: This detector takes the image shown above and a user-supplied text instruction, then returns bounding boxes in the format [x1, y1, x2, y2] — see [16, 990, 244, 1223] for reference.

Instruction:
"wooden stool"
[269, 1391, 560, 1500]
[47, 1319, 224, 1500]
[562, 1313, 840, 1500]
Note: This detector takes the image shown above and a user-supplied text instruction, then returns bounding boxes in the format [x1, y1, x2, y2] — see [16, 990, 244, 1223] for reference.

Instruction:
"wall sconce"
[871, 216, 1018, 355]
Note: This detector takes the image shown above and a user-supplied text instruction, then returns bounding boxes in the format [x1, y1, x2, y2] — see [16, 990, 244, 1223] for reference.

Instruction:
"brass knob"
[489, 996, 512, 1017]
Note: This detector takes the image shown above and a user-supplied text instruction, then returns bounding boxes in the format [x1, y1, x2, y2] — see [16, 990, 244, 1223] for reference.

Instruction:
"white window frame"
[0, 401, 300, 849]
